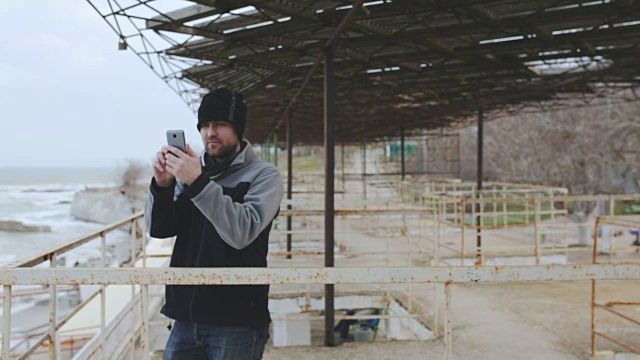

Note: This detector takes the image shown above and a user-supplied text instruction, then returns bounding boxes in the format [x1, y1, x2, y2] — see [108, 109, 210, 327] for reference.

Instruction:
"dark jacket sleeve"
[144, 177, 177, 238]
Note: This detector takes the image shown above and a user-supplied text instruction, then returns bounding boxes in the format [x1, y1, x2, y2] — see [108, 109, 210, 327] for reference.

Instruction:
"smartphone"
[166, 130, 186, 154]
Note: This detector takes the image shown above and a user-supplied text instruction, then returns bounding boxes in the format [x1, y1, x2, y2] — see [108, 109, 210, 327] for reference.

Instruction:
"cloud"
[0, 0, 22, 16]
[0, 2, 196, 167]
[0, 61, 38, 87]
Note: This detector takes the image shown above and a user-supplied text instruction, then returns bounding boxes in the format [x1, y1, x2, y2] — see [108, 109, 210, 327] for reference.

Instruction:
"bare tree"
[117, 160, 149, 239]
[460, 93, 640, 195]
[459, 92, 640, 245]
[120, 160, 146, 189]
[119, 160, 148, 211]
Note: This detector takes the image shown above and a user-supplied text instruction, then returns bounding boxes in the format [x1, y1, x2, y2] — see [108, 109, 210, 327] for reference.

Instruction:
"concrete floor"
[261, 280, 639, 360]
[105, 179, 640, 359]
[146, 204, 640, 359]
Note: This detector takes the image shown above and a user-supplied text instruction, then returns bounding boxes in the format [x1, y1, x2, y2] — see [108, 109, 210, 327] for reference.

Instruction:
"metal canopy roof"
[88, 0, 640, 144]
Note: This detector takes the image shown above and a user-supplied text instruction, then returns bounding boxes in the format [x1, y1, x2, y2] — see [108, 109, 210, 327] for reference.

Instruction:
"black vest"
[161, 182, 272, 328]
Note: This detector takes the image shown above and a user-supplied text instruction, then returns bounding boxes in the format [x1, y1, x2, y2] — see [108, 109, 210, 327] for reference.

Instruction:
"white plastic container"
[354, 327, 374, 342]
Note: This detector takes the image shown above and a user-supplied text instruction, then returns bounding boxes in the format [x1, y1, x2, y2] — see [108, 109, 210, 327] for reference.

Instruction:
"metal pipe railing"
[2, 265, 638, 286]
[2, 194, 638, 359]
[274, 194, 640, 270]
[7, 212, 143, 268]
[591, 215, 640, 356]
[427, 194, 640, 266]
[81, 292, 144, 359]
[2, 265, 639, 359]
[2, 285, 11, 359]
[1, 211, 145, 360]
[49, 253, 58, 360]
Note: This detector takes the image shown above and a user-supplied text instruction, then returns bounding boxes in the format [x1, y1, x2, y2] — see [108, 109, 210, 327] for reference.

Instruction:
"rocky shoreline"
[0, 220, 51, 232]
[0, 184, 147, 233]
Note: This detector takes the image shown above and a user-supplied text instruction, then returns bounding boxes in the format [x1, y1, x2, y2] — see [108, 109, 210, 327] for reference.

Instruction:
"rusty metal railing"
[272, 194, 640, 352]
[0, 211, 145, 360]
[2, 190, 639, 359]
[591, 215, 640, 356]
[2, 264, 640, 360]
[424, 193, 640, 266]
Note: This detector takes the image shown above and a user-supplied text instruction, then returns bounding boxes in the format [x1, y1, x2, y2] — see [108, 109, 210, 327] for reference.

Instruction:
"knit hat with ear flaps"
[197, 88, 247, 140]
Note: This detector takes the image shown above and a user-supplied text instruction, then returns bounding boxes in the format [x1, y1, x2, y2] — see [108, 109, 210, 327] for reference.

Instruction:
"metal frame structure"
[85, 0, 640, 144]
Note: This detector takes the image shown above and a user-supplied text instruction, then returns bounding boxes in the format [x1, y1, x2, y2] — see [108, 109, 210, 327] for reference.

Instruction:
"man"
[145, 88, 283, 360]
[631, 228, 640, 247]
[334, 308, 378, 343]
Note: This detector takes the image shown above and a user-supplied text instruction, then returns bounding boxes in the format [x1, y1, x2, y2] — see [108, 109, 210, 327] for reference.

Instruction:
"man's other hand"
[164, 144, 202, 185]
[153, 147, 175, 187]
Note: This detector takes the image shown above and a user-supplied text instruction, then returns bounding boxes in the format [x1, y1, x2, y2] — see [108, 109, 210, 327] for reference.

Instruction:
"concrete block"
[615, 353, 640, 360]
[272, 313, 311, 347]
[594, 350, 615, 360]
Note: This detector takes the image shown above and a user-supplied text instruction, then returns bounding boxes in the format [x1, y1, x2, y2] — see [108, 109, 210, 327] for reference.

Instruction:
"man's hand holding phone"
[164, 145, 202, 186]
[154, 130, 202, 187]
[153, 147, 175, 188]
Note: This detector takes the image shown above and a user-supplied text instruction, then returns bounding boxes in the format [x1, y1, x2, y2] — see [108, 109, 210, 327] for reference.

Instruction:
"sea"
[0, 166, 124, 267]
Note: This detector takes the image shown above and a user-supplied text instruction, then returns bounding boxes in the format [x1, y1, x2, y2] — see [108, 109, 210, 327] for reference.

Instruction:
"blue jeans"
[163, 320, 270, 360]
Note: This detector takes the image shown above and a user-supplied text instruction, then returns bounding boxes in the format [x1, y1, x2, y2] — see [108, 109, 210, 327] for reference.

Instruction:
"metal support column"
[401, 127, 406, 180]
[476, 107, 484, 264]
[273, 134, 279, 168]
[286, 110, 293, 259]
[266, 137, 271, 162]
[341, 142, 346, 189]
[457, 133, 462, 179]
[323, 44, 336, 347]
[362, 138, 367, 200]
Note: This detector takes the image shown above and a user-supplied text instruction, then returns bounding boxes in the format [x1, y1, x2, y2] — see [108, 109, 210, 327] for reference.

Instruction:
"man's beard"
[206, 140, 238, 160]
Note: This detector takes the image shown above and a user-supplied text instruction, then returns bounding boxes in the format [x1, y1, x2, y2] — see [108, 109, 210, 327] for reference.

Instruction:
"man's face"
[199, 121, 240, 159]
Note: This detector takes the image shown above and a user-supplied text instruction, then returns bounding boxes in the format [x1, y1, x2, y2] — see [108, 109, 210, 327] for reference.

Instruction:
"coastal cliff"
[70, 186, 147, 225]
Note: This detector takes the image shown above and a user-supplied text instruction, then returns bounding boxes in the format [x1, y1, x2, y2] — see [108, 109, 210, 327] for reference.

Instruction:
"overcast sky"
[0, 1, 202, 168]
